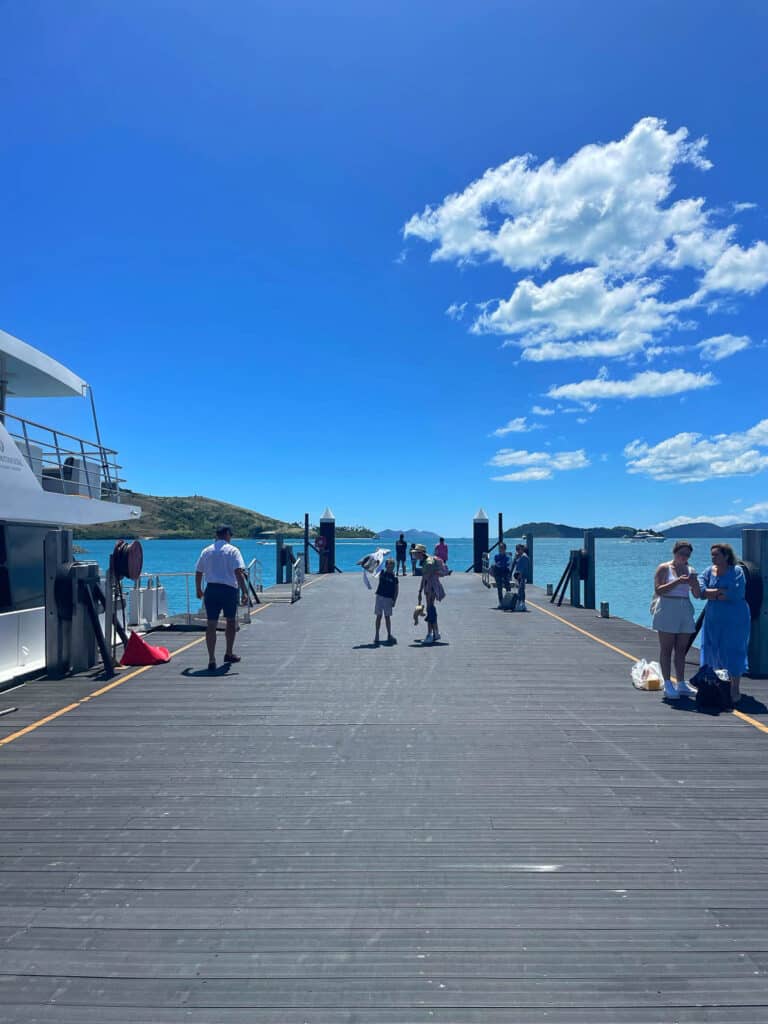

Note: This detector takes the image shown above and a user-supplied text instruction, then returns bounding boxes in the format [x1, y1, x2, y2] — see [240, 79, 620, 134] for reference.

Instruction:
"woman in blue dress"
[697, 543, 751, 704]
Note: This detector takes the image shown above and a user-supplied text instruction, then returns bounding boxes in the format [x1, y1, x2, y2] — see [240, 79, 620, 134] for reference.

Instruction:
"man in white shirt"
[195, 525, 248, 671]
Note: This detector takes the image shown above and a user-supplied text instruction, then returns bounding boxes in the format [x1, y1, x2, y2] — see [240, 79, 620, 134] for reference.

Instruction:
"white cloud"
[405, 117, 768, 365]
[745, 501, 768, 517]
[702, 241, 768, 294]
[489, 447, 589, 481]
[492, 467, 553, 482]
[490, 417, 539, 436]
[474, 267, 666, 339]
[404, 117, 714, 275]
[733, 202, 757, 213]
[531, 405, 554, 416]
[446, 301, 467, 320]
[559, 402, 597, 414]
[624, 419, 768, 482]
[653, 513, 747, 530]
[548, 368, 715, 403]
[696, 333, 750, 362]
[520, 334, 650, 361]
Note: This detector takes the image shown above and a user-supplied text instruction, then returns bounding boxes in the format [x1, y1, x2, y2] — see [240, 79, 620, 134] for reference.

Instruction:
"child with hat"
[413, 544, 446, 644]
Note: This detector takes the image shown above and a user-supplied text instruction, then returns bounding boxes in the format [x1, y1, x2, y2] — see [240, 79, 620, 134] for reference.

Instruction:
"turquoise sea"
[79, 535, 741, 629]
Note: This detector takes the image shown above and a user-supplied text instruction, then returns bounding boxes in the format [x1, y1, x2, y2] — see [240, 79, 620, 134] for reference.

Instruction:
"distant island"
[503, 521, 758, 539]
[503, 522, 637, 539]
[73, 490, 375, 540]
[375, 529, 441, 543]
[661, 521, 767, 538]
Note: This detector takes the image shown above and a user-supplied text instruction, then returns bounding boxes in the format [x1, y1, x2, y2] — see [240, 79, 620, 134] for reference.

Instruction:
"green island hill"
[504, 522, 640, 539]
[73, 490, 375, 540]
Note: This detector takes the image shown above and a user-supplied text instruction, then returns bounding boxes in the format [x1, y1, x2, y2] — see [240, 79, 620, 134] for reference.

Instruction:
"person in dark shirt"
[492, 543, 513, 608]
[513, 544, 530, 611]
[395, 533, 408, 576]
[374, 558, 399, 644]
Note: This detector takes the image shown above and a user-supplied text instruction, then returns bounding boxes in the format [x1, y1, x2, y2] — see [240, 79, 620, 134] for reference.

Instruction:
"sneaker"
[434, 632, 441, 641]
[663, 679, 679, 699]
[207, 661, 216, 672]
[223, 653, 241, 664]
[422, 635, 434, 644]
[676, 679, 695, 696]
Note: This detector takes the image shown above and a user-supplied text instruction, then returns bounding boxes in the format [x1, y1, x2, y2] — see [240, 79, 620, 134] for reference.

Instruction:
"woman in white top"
[652, 540, 701, 700]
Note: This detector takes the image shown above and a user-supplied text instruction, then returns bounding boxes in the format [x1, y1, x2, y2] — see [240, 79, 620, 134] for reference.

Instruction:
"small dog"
[413, 604, 426, 626]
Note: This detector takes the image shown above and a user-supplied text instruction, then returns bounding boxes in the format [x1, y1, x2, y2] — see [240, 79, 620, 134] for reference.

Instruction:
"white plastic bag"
[631, 658, 663, 691]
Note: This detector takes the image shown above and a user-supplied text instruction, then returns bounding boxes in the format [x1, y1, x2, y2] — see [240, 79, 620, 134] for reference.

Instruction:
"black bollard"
[524, 532, 533, 584]
[473, 508, 489, 573]
[742, 529, 768, 677]
[318, 507, 336, 574]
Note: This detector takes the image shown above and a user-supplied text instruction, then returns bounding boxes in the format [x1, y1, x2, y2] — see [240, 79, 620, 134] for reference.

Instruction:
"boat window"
[0, 524, 52, 612]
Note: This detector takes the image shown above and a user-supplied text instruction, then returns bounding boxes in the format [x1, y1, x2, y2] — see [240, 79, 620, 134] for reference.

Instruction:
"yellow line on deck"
[528, 599, 768, 738]
[0, 601, 276, 749]
[528, 601, 638, 661]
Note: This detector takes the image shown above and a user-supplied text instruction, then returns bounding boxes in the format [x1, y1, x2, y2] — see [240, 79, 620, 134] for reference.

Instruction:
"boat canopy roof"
[0, 328, 87, 399]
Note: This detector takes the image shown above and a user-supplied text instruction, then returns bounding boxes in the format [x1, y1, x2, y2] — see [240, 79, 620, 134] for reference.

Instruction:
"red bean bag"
[120, 630, 170, 666]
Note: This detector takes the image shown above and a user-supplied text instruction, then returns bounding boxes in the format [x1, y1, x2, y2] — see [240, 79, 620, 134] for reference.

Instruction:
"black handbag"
[691, 665, 732, 714]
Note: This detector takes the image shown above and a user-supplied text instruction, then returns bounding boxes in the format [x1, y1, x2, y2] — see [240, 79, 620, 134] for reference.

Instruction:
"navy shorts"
[204, 583, 238, 621]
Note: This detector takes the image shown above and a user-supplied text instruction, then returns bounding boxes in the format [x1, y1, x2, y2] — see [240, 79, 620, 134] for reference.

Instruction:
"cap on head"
[215, 524, 233, 539]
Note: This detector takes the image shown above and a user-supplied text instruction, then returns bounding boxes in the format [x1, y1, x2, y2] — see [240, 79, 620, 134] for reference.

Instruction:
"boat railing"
[127, 568, 261, 628]
[3, 409, 126, 501]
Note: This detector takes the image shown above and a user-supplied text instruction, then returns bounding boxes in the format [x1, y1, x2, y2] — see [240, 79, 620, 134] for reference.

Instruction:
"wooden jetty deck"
[1, 571, 768, 1023]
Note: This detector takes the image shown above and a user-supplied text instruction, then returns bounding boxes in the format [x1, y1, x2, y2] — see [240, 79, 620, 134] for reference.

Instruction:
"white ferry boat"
[0, 329, 140, 685]
[626, 531, 666, 542]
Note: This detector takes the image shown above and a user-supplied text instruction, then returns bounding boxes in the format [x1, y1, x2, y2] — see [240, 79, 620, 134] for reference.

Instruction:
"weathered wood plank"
[1, 574, 767, 1021]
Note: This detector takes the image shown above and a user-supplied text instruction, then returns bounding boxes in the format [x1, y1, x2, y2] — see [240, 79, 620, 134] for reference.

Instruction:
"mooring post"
[318, 507, 336, 574]
[303, 513, 310, 575]
[473, 508, 489, 573]
[275, 533, 284, 585]
[742, 528, 768, 677]
[583, 530, 596, 609]
[524, 532, 533, 583]
[569, 549, 582, 607]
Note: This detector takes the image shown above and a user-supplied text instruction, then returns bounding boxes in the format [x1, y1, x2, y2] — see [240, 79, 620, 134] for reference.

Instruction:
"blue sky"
[2, 0, 767, 535]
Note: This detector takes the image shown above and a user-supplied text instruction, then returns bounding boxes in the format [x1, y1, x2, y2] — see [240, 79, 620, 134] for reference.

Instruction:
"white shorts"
[375, 596, 394, 617]
[653, 596, 695, 634]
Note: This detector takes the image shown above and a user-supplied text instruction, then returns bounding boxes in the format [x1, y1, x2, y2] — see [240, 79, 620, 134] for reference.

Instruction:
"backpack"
[691, 665, 732, 714]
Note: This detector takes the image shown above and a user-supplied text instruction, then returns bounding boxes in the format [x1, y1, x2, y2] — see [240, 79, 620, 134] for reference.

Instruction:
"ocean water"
[79, 535, 741, 629]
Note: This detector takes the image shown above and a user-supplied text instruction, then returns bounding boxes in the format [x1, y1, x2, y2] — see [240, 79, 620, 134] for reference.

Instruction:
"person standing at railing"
[195, 524, 249, 673]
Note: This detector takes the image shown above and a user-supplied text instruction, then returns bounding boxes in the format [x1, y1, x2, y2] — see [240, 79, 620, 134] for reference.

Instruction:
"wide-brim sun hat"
[413, 544, 427, 555]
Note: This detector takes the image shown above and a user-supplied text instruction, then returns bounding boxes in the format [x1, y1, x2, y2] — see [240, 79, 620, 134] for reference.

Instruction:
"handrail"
[246, 558, 263, 593]
[129, 569, 255, 626]
[3, 409, 126, 500]
[481, 552, 492, 589]
[291, 553, 305, 603]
